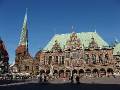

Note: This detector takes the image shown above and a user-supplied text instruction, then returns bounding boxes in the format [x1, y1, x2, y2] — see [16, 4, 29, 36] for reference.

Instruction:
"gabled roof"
[113, 43, 120, 55]
[43, 32, 109, 51]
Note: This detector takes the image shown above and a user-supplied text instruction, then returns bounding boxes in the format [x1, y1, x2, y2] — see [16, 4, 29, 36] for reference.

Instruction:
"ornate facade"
[0, 38, 9, 74]
[35, 32, 117, 78]
[13, 11, 120, 78]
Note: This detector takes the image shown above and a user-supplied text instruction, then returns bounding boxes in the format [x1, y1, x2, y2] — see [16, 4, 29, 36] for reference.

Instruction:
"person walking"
[76, 76, 80, 84]
[71, 75, 73, 83]
[39, 75, 42, 83]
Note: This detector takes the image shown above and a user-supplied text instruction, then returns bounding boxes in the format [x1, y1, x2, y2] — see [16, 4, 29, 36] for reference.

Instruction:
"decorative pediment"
[66, 32, 81, 50]
[89, 37, 98, 49]
[51, 40, 62, 52]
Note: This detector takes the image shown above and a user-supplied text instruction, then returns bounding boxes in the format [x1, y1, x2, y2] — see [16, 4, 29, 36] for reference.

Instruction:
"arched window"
[85, 69, 91, 73]
[107, 68, 113, 74]
[79, 69, 84, 74]
[72, 69, 77, 75]
[53, 70, 58, 74]
[92, 68, 99, 73]
[100, 68, 106, 74]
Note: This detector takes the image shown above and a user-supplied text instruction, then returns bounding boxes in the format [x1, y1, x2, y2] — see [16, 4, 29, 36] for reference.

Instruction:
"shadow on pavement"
[0, 83, 120, 90]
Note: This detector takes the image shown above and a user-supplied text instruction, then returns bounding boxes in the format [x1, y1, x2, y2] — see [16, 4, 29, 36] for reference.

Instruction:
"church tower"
[17, 9, 28, 55]
[19, 9, 28, 52]
[15, 10, 33, 74]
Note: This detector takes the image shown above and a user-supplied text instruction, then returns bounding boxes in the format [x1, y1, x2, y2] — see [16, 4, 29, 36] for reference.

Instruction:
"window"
[77, 52, 80, 58]
[66, 52, 70, 58]
[61, 56, 64, 64]
[105, 54, 109, 63]
[55, 56, 58, 64]
[72, 52, 77, 58]
[48, 56, 52, 65]
[84, 54, 89, 64]
[105, 54, 109, 60]
[92, 54, 96, 64]
[67, 61, 69, 66]
[36, 66, 39, 70]
[25, 66, 29, 71]
[99, 54, 103, 63]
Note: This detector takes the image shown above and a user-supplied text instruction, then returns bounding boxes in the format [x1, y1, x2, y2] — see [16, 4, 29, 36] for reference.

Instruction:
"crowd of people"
[38, 73, 81, 84]
[0, 72, 118, 85]
[0, 73, 32, 81]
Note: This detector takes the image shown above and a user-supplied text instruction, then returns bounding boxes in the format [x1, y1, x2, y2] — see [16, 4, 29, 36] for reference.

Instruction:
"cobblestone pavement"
[80, 76, 120, 84]
[1, 82, 120, 90]
[0, 80, 38, 87]
[48, 76, 120, 84]
[48, 79, 71, 84]
[1, 76, 120, 87]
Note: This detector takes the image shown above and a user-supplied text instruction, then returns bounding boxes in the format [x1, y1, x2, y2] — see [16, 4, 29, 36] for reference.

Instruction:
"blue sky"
[0, 0, 120, 64]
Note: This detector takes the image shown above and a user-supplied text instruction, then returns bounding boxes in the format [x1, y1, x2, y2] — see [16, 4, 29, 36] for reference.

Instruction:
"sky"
[0, 0, 120, 64]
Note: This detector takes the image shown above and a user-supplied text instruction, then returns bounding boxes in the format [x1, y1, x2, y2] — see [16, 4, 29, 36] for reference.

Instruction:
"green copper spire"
[19, 9, 28, 51]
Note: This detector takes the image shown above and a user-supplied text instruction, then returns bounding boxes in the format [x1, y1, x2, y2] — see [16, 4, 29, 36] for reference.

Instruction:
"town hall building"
[13, 11, 120, 79]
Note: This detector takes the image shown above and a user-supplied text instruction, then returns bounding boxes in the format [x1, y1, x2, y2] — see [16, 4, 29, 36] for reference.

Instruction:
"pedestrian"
[44, 75, 46, 83]
[42, 74, 44, 82]
[113, 74, 116, 78]
[71, 75, 73, 83]
[76, 76, 80, 84]
[39, 75, 42, 83]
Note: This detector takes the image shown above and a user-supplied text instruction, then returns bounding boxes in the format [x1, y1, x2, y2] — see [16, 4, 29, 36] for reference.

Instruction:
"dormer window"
[51, 40, 62, 52]
[89, 37, 98, 49]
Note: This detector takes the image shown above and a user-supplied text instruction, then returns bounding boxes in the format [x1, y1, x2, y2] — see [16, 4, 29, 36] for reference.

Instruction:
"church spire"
[19, 9, 28, 51]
